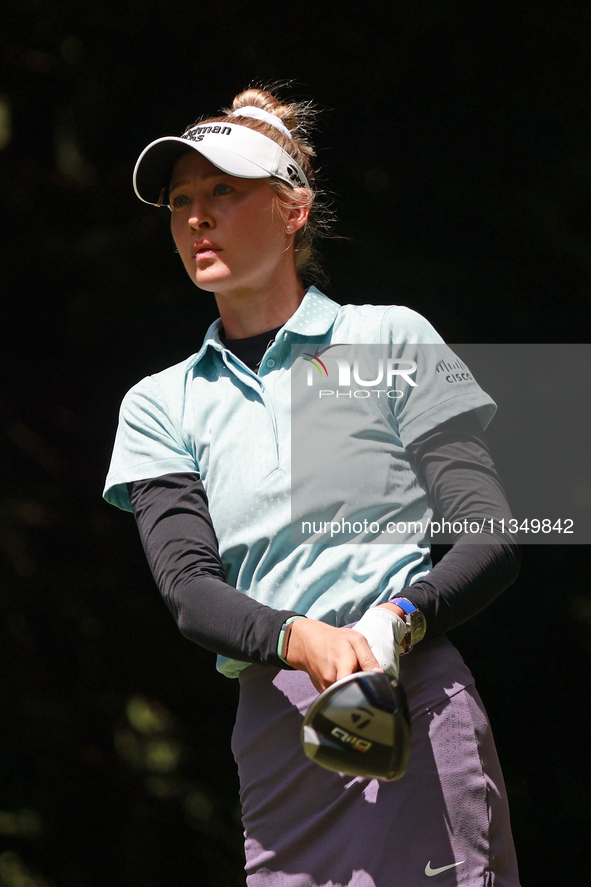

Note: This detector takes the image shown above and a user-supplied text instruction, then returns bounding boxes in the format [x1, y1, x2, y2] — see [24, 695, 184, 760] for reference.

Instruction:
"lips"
[192, 241, 221, 260]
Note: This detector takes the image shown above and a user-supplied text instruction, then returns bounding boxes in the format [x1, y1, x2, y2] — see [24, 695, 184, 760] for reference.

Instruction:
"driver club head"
[301, 671, 411, 782]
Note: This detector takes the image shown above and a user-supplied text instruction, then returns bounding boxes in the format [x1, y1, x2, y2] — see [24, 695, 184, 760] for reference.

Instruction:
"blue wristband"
[388, 598, 426, 652]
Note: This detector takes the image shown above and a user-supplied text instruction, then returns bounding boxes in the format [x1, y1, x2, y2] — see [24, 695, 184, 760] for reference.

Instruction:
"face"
[169, 151, 299, 299]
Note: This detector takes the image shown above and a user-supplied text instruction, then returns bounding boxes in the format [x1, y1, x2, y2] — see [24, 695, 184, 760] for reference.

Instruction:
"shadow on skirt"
[231, 636, 521, 887]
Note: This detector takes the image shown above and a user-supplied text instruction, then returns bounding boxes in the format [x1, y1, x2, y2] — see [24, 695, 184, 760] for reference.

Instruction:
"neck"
[214, 278, 306, 339]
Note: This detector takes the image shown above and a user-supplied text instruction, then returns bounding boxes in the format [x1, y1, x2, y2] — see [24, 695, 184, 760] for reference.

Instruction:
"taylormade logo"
[183, 125, 232, 142]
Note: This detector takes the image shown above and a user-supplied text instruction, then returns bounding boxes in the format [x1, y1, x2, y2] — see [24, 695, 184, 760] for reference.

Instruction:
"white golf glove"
[353, 607, 407, 680]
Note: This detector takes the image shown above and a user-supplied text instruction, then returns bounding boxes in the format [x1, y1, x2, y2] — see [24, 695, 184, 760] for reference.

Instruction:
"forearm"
[398, 412, 521, 638]
[128, 473, 300, 667]
[389, 537, 520, 638]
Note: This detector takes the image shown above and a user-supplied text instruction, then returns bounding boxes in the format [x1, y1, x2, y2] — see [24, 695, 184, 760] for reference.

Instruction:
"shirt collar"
[282, 287, 340, 336]
[190, 287, 339, 368]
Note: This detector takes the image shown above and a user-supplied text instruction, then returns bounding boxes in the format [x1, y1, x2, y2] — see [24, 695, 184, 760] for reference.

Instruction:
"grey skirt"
[231, 636, 521, 887]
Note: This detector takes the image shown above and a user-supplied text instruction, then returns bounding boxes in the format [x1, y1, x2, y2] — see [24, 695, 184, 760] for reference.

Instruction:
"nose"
[188, 200, 214, 230]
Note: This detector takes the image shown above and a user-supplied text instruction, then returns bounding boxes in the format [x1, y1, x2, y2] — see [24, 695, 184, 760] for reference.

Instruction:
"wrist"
[386, 598, 426, 653]
[377, 602, 406, 620]
[278, 615, 306, 666]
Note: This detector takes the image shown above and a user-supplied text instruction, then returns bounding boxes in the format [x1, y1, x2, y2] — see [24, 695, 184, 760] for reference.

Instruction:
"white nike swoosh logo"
[425, 860, 465, 877]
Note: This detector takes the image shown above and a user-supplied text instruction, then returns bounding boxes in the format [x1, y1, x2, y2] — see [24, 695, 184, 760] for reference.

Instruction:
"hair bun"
[228, 87, 315, 151]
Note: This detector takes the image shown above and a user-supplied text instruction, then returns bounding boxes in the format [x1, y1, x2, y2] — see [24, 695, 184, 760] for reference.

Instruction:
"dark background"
[2, 1, 591, 885]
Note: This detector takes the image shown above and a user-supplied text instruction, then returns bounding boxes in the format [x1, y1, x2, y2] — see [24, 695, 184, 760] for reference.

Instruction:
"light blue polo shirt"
[104, 288, 495, 678]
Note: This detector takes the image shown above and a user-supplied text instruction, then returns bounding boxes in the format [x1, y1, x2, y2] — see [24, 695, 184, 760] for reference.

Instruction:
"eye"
[170, 194, 190, 209]
[214, 183, 232, 196]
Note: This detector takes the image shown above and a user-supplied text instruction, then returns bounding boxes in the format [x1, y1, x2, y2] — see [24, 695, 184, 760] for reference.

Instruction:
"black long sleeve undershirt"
[402, 414, 520, 634]
[128, 472, 299, 668]
[128, 411, 520, 667]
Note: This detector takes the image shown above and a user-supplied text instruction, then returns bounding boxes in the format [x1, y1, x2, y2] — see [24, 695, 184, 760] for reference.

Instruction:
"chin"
[192, 270, 232, 292]
[193, 278, 219, 293]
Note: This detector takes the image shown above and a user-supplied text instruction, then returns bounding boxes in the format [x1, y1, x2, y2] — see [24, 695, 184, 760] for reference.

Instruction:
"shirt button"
[266, 358, 276, 368]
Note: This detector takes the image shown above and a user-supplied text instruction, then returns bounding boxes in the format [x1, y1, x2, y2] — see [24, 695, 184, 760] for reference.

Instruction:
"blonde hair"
[190, 85, 333, 286]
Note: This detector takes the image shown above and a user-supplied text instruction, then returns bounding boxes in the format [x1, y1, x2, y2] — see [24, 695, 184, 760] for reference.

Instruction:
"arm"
[128, 472, 381, 684]
[378, 411, 521, 635]
[128, 472, 300, 667]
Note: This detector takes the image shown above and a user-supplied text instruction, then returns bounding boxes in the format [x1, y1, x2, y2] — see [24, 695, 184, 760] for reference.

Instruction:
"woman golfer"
[104, 86, 521, 886]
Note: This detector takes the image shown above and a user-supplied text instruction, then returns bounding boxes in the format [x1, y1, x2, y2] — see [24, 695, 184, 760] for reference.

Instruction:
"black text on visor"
[133, 122, 310, 206]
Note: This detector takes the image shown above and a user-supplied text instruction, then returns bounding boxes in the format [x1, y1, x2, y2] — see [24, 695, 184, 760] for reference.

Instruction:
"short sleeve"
[380, 306, 497, 446]
[103, 376, 197, 511]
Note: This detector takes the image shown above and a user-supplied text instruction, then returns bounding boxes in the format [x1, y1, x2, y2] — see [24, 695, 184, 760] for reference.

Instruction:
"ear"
[284, 187, 312, 233]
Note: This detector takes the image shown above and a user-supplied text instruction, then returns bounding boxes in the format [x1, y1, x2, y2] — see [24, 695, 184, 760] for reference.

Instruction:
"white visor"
[133, 122, 310, 206]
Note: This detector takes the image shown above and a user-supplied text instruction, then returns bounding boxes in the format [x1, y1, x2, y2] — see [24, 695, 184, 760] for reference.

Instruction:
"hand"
[285, 618, 383, 693]
[351, 605, 407, 681]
